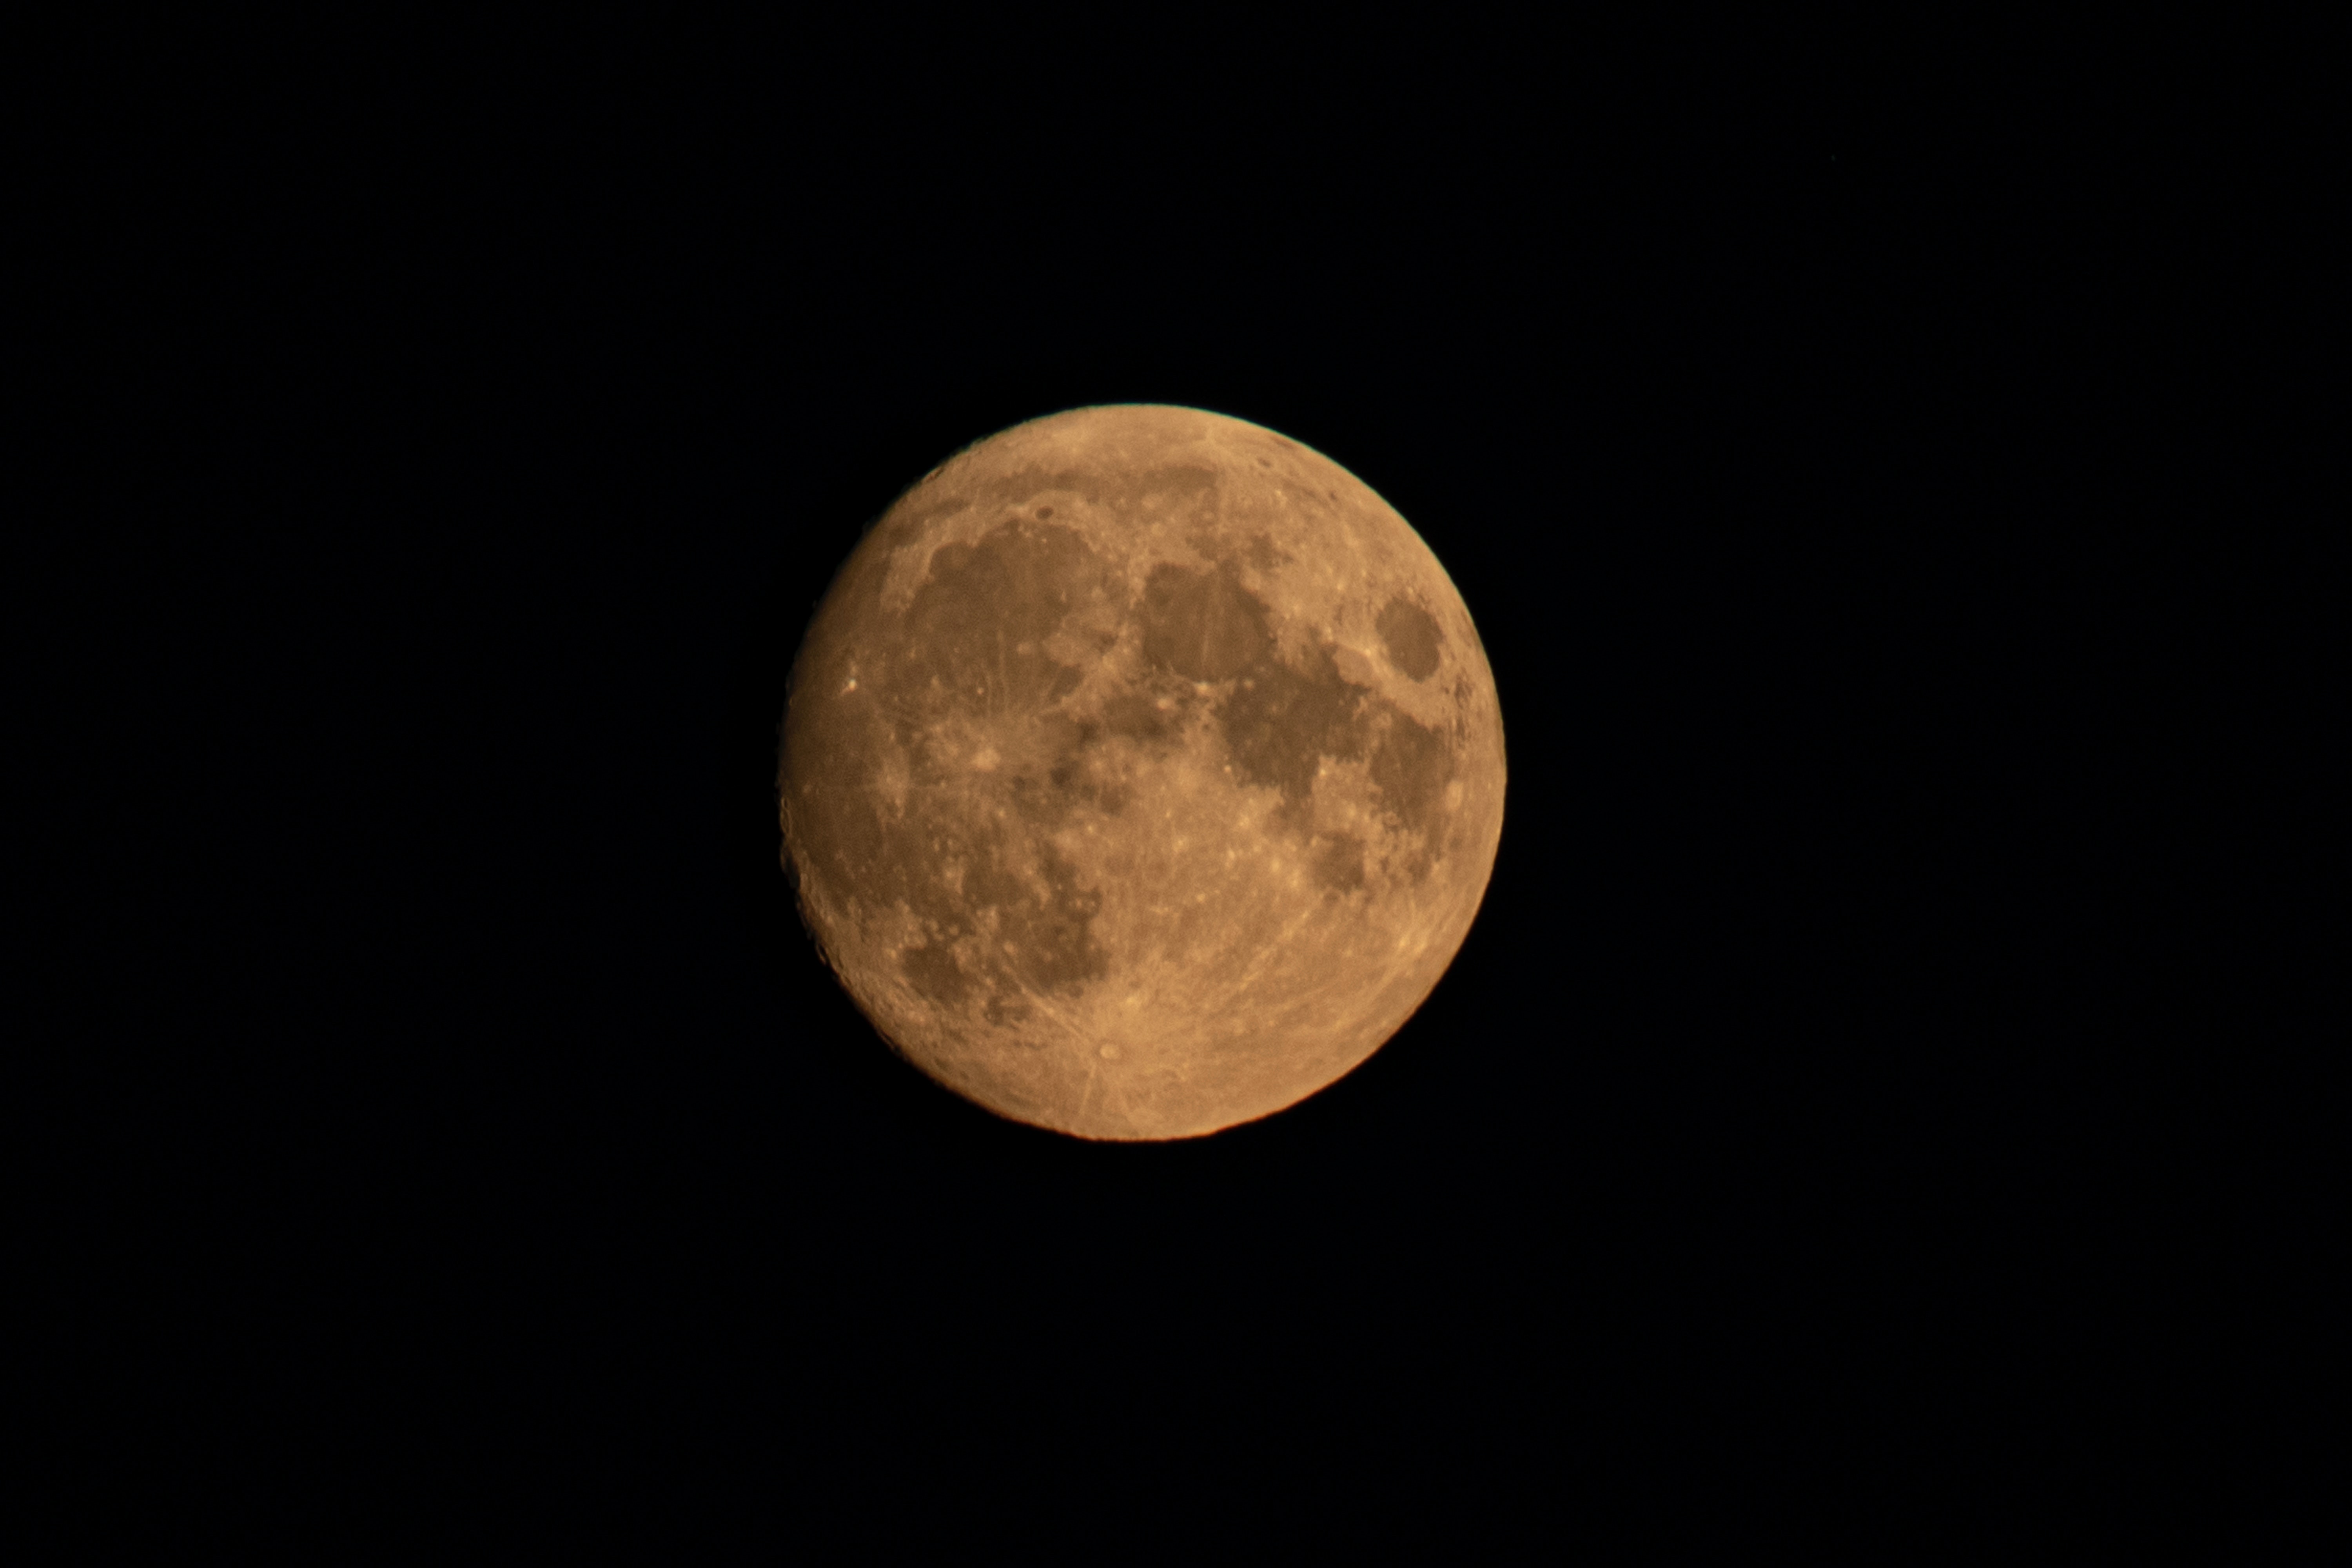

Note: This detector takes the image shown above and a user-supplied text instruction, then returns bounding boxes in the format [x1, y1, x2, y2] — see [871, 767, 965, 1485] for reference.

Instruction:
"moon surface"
[779, 405, 1504, 1139]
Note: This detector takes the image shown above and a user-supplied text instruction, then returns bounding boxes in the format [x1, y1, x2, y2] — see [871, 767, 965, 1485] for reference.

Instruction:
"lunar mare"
[779, 405, 1505, 1140]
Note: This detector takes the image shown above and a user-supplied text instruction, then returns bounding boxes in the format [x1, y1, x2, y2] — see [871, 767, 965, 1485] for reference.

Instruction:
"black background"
[53, 16, 2313, 1548]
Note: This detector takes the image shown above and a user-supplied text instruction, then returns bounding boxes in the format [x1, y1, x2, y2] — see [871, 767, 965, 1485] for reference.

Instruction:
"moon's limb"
[780, 405, 1505, 1140]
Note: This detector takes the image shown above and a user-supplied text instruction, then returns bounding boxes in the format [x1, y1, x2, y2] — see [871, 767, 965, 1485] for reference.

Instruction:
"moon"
[779, 405, 1505, 1139]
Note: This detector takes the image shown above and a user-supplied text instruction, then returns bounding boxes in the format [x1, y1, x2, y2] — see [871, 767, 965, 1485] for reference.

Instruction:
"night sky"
[54, 18, 2297, 1547]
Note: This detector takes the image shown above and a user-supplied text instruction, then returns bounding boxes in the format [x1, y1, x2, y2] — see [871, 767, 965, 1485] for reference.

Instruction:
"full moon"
[779, 406, 1505, 1139]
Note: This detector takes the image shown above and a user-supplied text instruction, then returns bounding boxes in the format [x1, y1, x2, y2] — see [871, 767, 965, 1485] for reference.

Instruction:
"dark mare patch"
[1098, 690, 1173, 743]
[996, 842, 1107, 995]
[1369, 706, 1452, 834]
[1376, 598, 1442, 681]
[902, 940, 971, 1005]
[1312, 834, 1367, 893]
[1140, 564, 1271, 682]
[1245, 534, 1289, 569]
[894, 519, 1094, 713]
[1220, 641, 1366, 810]
[881, 787, 1107, 1022]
